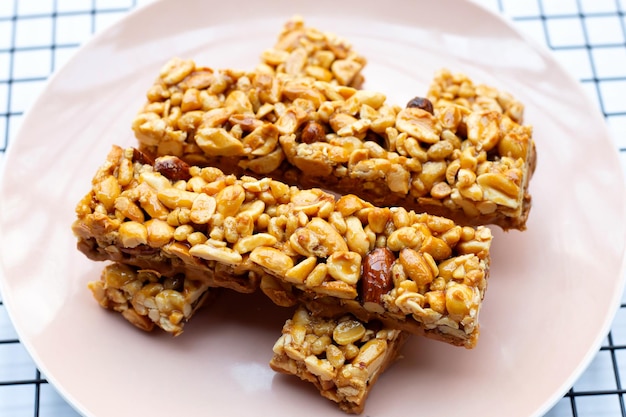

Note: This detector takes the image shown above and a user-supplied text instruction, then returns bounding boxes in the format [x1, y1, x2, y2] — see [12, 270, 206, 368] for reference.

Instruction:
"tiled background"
[1, 0, 626, 416]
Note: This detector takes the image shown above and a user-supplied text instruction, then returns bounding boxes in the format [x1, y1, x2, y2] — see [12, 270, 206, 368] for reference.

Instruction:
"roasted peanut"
[333, 319, 366, 345]
[326, 251, 361, 285]
[399, 248, 433, 287]
[249, 246, 295, 276]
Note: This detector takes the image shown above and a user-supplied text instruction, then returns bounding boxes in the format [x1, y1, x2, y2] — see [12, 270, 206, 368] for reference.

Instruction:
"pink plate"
[1, 0, 625, 416]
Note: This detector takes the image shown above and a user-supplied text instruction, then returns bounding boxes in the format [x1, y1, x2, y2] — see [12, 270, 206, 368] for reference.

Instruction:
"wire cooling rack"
[1, 0, 626, 416]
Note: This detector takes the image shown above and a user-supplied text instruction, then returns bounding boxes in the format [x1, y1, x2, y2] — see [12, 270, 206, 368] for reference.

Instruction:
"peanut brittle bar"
[89, 262, 213, 335]
[271, 306, 408, 414]
[72, 146, 491, 348]
[132, 60, 535, 230]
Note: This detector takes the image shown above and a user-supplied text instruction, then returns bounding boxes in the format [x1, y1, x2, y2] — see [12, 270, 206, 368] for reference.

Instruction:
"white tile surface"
[513, 18, 551, 46]
[0, 1, 15, 17]
[0, 82, 7, 114]
[0, 20, 13, 50]
[0, 51, 10, 81]
[608, 115, 626, 150]
[584, 15, 625, 45]
[573, 350, 618, 391]
[592, 47, 626, 79]
[579, 0, 620, 14]
[55, 14, 95, 45]
[16, 0, 55, 16]
[55, 0, 94, 13]
[500, 0, 541, 17]
[95, 0, 135, 8]
[38, 384, 82, 417]
[0, 115, 6, 152]
[0, 384, 36, 417]
[553, 48, 594, 80]
[12, 48, 52, 79]
[14, 17, 53, 48]
[8, 79, 47, 114]
[599, 79, 626, 114]
[541, 0, 579, 16]
[0, 343, 38, 383]
[546, 17, 587, 47]
[575, 395, 624, 417]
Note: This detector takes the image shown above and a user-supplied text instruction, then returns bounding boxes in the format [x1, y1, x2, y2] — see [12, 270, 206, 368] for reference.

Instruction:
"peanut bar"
[72, 146, 491, 348]
[89, 262, 213, 335]
[132, 60, 535, 230]
[271, 306, 408, 414]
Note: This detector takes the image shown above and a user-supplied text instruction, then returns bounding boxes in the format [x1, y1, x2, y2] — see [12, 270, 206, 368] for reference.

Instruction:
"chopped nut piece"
[361, 247, 395, 311]
[153, 155, 191, 181]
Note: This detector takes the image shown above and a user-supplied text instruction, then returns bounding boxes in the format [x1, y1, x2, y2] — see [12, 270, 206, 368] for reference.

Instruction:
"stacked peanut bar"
[133, 56, 535, 231]
[72, 17, 535, 414]
[74, 145, 491, 344]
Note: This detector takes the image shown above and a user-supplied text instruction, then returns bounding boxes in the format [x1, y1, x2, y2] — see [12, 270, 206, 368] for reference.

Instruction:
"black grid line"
[1, 1, 625, 416]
